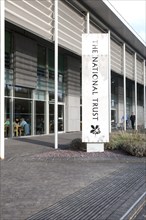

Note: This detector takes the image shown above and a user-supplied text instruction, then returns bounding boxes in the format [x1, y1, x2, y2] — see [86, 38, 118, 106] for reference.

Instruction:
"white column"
[134, 53, 137, 130]
[45, 91, 49, 134]
[123, 43, 126, 131]
[31, 90, 35, 135]
[108, 30, 111, 133]
[143, 60, 146, 128]
[10, 87, 14, 137]
[54, 0, 58, 149]
[0, 0, 5, 159]
[46, 48, 49, 134]
[86, 12, 90, 34]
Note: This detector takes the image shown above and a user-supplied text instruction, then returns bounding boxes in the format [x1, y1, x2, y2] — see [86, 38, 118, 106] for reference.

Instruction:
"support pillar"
[0, 0, 5, 159]
[143, 60, 146, 128]
[123, 43, 126, 131]
[134, 53, 137, 130]
[54, 0, 58, 149]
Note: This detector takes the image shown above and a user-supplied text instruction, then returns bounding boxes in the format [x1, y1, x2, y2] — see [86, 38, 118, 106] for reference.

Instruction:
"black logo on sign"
[90, 125, 101, 135]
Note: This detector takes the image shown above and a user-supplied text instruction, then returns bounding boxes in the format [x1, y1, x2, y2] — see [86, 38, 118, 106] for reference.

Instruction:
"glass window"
[14, 86, 32, 99]
[58, 105, 64, 131]
[49, 104, 64, 133]
[58, 73, 64, 102]
[48, 51, 65, 102]
[35, 90, 45, 101]
[5, 69, 13, 85]
[126, 79, 132, 99]
[49, 70, 54, 95]
[37, 45, 46, 77]
[35, 101, 45, 135]
[4, 98, 11, 137]
[48, 50, 64, 72]
[48, 50, 54, 71]
[58, 53, 64, 73]
[5, 31, 12, 69]
[49, 104, 54, 133]
[49, 92, 54, 102]
[126, 79, 133, 115]
[111, 73, 118, 107]
[14, 99, 31, 136]
[137, 83, 143, 106]
[5, 84, 12, 97]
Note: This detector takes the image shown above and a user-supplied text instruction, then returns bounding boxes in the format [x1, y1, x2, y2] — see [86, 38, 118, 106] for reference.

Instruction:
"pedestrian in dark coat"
[130, 112, 135, 129]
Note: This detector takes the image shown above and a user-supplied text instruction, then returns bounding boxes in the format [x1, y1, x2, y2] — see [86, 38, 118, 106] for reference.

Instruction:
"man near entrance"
[130, 112, 135, 129]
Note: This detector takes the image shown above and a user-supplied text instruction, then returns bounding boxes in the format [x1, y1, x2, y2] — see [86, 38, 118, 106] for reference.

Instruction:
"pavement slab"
[1, 133, 146, 220]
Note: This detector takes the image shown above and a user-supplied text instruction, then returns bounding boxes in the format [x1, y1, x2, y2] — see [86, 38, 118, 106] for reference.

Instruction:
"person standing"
[20, 118, 30, 135]
[130, 112, 135, 129]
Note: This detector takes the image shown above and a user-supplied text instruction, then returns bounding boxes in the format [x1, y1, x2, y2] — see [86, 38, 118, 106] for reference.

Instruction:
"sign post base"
[87, 143, 104, 153]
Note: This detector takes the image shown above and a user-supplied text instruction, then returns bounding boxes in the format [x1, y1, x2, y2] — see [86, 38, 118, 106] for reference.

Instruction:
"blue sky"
[104, 0, 146, 44]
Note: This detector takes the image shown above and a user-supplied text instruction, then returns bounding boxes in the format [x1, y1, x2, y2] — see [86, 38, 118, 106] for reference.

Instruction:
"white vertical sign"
[82, 34, 109, 143]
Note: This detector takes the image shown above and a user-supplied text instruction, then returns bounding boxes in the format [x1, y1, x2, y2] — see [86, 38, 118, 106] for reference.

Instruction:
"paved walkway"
[1, 132, 146, 220]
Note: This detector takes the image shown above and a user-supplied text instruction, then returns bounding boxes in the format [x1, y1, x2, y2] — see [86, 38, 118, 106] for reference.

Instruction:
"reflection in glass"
[49, 104, 64, 133]
[4, 98, 11, 137]
[49, 91, 54, 102]
[14, 99, 31, 136]
[35, 90, 45, 101]
[37, 45, 46, 77]
[58, 105, 64, 131]
[48, 50, 65, 102]
[5, 31, 12, 69]
[14, 86, 32, 99]
[5, 84, 11, 97]
[35, 101, 45, 134]
[49, 104, 54, 133]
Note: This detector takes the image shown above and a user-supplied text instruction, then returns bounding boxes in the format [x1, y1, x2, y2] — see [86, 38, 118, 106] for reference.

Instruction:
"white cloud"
[104, 0, 146, 43]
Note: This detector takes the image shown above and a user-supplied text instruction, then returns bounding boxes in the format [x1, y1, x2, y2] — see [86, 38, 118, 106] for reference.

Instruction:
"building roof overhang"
[67, 0, 146, 59]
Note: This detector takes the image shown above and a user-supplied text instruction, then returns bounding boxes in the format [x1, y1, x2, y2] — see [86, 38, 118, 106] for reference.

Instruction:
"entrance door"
[49, 104, 64, 133]
[111, 109, 117, 129]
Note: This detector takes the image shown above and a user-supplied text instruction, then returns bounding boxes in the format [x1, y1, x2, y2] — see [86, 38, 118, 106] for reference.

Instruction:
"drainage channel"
[26, 165, 146, 220]
[120, 192, 146, 220]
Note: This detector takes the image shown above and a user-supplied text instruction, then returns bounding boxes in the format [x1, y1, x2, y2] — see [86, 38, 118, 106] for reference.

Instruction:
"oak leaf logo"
[90, 125, 101, 135]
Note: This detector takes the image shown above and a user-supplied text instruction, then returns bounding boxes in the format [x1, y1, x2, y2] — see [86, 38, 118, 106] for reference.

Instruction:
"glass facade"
[137, 83, 144, 106]
[4, 28, 145, 138]
[37, 45, 46, 78]
[111, 73, 118, 128]
[35, 101, 45, 134]
[126, 79, 133, 117]
[49, 104, 64, 133]
[4, 30, 65, 137]
[5, 31, 12, 69]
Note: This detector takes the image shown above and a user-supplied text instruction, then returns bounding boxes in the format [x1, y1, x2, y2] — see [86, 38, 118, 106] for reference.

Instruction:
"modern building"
[2, 0, 146, 138]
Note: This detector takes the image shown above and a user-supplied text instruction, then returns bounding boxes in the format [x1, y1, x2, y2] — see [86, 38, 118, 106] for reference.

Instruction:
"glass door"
[35, 101, 45, 134]
[49, 104, 64, 133]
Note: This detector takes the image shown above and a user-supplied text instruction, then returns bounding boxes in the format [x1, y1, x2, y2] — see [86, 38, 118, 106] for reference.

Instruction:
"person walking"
[130, 112, 135, 129]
